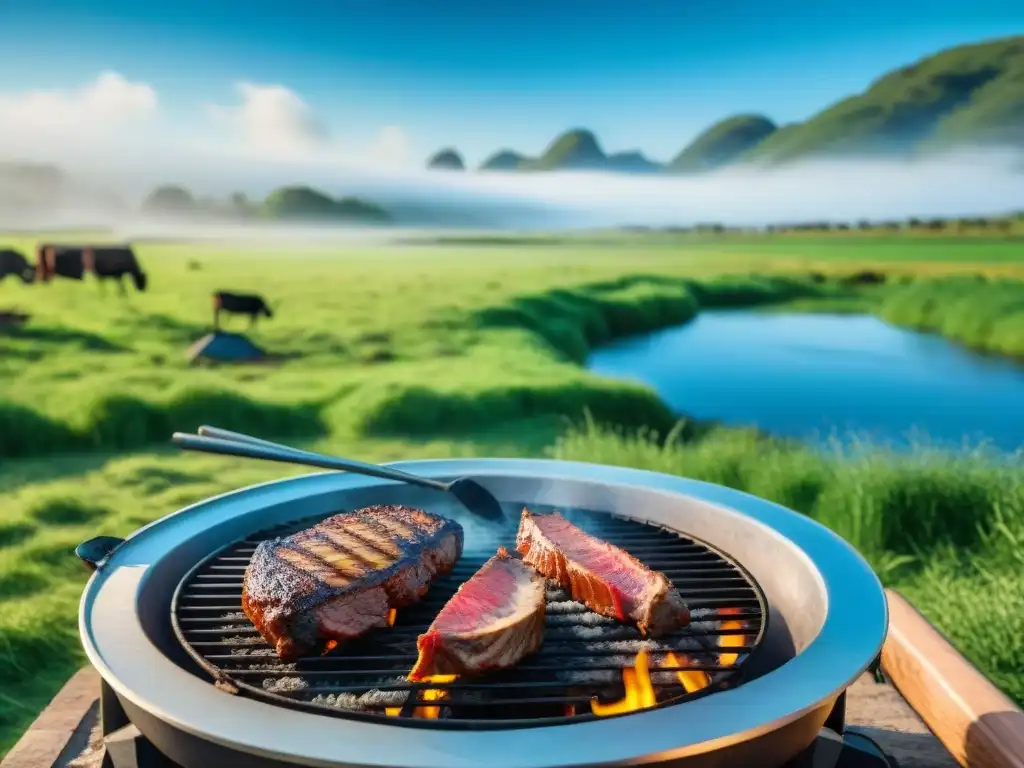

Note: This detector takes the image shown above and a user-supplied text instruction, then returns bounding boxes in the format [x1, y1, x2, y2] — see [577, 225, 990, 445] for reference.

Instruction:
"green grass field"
[1, 231, 1023, 755]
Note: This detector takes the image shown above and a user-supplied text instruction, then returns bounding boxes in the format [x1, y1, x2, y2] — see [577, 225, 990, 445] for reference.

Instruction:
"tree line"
[624, 212, 1024, 236]
[142, 185, 390, 224]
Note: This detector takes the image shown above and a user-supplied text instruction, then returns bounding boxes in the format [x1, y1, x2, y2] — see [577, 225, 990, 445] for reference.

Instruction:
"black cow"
[843, 270, 887, 286]
[0, 249, 35, 283]
[37, 245, 86, 281]
[214, 291, 274, 330]
[36, 244, 148, 293]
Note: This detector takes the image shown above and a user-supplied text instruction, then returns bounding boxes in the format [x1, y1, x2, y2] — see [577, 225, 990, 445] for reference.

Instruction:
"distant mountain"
[668, 115, 777, 173]
[607, 150, 662, 174]
[427, 148, 465, 171]
[744, 35, 1024, 163]
[524, 129, 607, 170]
[474, 130, 664, 174]
[460, 35, 1024, 174]
[479, 149, 529, 171]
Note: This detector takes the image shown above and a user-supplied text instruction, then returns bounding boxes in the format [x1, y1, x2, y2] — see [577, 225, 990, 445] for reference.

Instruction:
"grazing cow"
[0, 249, 35, 283]
[36, 244, 148, 293]
[214, 291, 274, 330]
[844, 270, 887, 286]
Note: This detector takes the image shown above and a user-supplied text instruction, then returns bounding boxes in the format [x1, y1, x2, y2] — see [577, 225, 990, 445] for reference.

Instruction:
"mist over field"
[3, 147, 1022, 239]
[419, 149, 1024, 228]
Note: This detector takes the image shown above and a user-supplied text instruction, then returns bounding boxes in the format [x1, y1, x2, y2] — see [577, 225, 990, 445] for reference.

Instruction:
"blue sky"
[0, 0, 1022, 167]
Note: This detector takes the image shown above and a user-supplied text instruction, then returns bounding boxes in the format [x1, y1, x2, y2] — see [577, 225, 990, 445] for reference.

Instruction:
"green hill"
[262, 186, 390, 223]
[477, 131, 663, 173]
[479, 149, 529, 171]
[745, 35, 1024, 163]
[606, 150, 663, 173]
[467, 35, 1024, 173]
[668, 115, 777, 173]
[523, 129, 608, 171]
[426, 148, 465, 171]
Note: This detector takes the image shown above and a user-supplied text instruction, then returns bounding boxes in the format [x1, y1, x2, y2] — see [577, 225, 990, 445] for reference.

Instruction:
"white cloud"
[0, 72, 413, 178]
[0, 71, 157, 135]
[207, 82, 330, 159]
[205, 82, 413, 170]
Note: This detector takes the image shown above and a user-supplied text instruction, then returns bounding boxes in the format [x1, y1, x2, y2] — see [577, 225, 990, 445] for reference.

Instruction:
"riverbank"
[6, 267, 1024, 459]
[0, 270, 849, 458]
[1, 234, 1023, 754]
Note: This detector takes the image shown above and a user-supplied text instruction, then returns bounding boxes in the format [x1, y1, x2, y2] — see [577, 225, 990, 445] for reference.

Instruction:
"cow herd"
[1, 243, 277, 334]
[0, 243, 147, 294]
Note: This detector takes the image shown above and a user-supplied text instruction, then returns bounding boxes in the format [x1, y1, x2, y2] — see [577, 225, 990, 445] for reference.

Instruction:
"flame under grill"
[171, 507, 767, 729]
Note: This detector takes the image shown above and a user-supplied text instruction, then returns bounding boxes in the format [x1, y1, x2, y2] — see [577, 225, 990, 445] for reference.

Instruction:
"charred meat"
[516, 508, 689, 636]
[408, 547, 545, 681]
[242, 505, 463, 661]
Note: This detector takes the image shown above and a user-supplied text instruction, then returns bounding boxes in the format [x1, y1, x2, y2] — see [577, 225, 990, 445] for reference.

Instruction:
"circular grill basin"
[78, 459, 888, 768]
[171, 505, 768, 728]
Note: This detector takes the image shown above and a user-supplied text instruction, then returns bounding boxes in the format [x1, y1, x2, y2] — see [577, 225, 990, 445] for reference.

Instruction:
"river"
[586, 311, 1024, 453]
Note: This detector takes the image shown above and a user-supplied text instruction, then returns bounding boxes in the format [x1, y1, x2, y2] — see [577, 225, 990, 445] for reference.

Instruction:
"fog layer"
[2, 146, 1022, 235]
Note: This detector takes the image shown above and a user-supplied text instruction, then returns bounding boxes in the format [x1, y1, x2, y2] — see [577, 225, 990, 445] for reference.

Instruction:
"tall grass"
[879, 277, 1024, 357]
[0, 388, 326, 456]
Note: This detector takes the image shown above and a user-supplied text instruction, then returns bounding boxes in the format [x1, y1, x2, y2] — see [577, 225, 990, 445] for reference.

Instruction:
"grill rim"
[168, 508, 770, 729]
[78, 458, 889, 768]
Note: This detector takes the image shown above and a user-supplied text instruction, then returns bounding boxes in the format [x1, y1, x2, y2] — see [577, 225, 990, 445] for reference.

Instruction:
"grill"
[77, 459, 888, 768]
[171, 506, 767, 728]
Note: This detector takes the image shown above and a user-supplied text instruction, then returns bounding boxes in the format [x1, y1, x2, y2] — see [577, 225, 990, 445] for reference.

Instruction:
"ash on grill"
[172, 508, 766, 727]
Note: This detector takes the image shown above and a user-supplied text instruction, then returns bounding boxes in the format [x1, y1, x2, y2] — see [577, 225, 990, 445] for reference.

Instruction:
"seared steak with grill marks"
[242, 505, 463, 661]
[408, 547, 545, 681]
[516, 509, 689, 636]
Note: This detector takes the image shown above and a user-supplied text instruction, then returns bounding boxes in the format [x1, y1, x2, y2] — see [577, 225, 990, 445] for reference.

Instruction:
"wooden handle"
[881, 588, 1024, 768]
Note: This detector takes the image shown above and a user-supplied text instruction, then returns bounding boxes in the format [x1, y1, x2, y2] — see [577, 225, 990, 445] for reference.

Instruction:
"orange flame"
[591, 650, 657, 716]
[663, 651, 712, 693]
[590, 648, 717, 717]
[718, 607, 746, 667]
[322, 639, 339, 654]
[385, 674, 457, 719]
[386, 608, 397, 627]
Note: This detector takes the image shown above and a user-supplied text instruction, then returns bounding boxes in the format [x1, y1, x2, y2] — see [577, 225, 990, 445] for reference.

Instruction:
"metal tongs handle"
[171, 426, 449, 491]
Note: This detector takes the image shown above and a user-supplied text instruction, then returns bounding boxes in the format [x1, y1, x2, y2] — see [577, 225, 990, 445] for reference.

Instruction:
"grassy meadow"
[1, 229, 1023, 754]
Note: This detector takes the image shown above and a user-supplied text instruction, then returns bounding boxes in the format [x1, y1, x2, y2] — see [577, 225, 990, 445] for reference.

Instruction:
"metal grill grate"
[171, 506, 767, 729]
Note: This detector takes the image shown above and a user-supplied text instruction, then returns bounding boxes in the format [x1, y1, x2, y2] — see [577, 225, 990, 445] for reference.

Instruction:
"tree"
[262, 186, 389, 223]
[143, 185, 195, 214]
[227, 192, 256, 218]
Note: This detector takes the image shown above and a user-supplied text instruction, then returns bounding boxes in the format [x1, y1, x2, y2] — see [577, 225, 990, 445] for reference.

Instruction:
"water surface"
[586, 311, 1024, 452]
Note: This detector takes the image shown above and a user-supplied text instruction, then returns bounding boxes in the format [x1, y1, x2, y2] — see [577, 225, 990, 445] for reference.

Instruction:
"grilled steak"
[408, 547, 545, 681]
[242, 504, 463, 661]
[516, 509, 689, 636]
